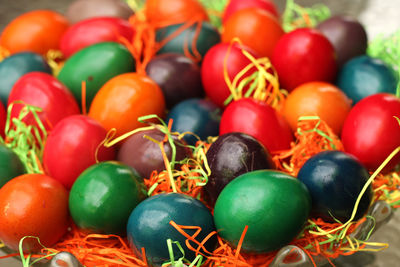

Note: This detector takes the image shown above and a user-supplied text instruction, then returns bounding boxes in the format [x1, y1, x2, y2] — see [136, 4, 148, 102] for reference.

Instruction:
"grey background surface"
[0, 0, 400, 266]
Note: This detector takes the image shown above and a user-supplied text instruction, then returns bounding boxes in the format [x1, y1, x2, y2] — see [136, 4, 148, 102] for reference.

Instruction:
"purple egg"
[145, 53, 204, 108]
[117, 128, 191, 179]
[204, 132, 275, 205]
[317, 15, 368, 66]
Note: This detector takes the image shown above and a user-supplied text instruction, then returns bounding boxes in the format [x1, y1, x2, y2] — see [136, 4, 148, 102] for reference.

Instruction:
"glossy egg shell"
[60, 17, 135, 58]
[145, 53, 204, 109]
[204, 132, 275, 205]
[43, 115, 116, 189]
[156, 22, 220, 59]
[66, 0, 134, 24]
[8, 72, 80, 130]
[336, 55, 397, 104]
[220, 98, 293, 153]
[58, 42, 135, 109]
[127, 193, 216, 266]
[0, 52, 51, 106]
[222, 0, 279, 23]
[117, 128, 191, 178]
[317, 15, 367, 66]
[88, 73, 165, 137]
[69, 161, 144, 235]
[166, 98, 221, 145]
[0, 174, 69, 252]
[214, 170, 311, 253]
[0, 144, 26, 188]
[297, 150, 373, 223]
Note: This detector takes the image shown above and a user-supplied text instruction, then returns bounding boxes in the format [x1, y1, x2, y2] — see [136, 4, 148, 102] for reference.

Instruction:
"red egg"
[341, 93, 400, 172]
[201, 43, 258, 108]
[60, 17, 135, 58]
[220, 98, 293, 153]
[8, 72, 80, 130]
[271, 28, 337, 92]
[0, 102, 6, 137]
[223, 0, 279, 23]
[0, 173, 69, 252]
[43, 115, 116, 189]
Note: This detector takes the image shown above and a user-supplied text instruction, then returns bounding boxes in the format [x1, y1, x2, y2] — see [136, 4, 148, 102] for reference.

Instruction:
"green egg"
[156, 22, 220, 58]
[0, 144, 26, 188]
[69, 161, 144, 235]
[58, 42, 135, 109]
[213, 170, 311, 253]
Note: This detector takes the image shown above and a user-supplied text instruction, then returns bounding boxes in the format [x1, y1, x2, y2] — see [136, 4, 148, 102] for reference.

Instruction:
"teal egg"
[0, 144, 26, 188]
[0, 52, 51, 105]
[214, 170, 311, 253]
[58, 42, 135, 108]
[156, 22, 220, 59]
[336, 55, 398, 104]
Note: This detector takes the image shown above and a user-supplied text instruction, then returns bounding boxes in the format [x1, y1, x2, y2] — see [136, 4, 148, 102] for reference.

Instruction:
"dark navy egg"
[146, 53, 204, 108]
[336, 55, 397, 104]
[317, 15, 367, 66]
[0, 52, 51, 105]
[167, 98, 221, 145]
[156, 22, 220, 59]
[297, 150, 373, 223]
[205, 132, 275, 205]
[126, 193, 216, 266]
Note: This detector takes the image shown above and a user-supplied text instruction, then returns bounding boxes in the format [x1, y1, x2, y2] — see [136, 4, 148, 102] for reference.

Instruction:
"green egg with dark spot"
[156, 22, 220, 58]
[0, 144, 26, 188]
[58, 42, 135, 109]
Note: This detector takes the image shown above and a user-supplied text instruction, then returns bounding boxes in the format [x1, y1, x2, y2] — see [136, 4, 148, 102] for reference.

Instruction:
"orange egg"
[88, 73, 165, 137]
[222, 7, 283, 58]
[283, 81, 352, 135]
[145, 0, 209, 26]
[0, 10, 69, 55]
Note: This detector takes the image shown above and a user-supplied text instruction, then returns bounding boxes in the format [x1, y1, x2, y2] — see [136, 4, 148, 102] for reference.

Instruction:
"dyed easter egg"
[0, 174, 68, 252]
[336, 55, 397, 104]
[156, 22, 220, 59]
[0, 101, 6, 137]
[60, 17, 135, 58]
[222, 8, 283, 58]
[317, 15, 368, 66]
[201, 43, 258, 108]
[43, 115, 116, 189]
[223, 0, 279, 23]
[166, 98, 221, 145]
[69, 161, 144, 235]
[214, 170, 311, 253]
[8, 72, 80, 130]
[146, 0, 209, 25]
[117, 128, 190, 178]
[58, 42, 135, 109]
[146, 53, 204, 108]
[127, 193, 216, 266]
[0, 10, 68, 55]
[220, 98, 293, 153]
[0, 144, 26, 188]
[297, 151, 373, 223]
[341, 93, 400, 172]
[0, 52, 51, 105]
[283, 82, 352, 135]
[272, 28, 337, 92]
[88, 73, 165, 137]
[204, 132, 275, 205]
[66, 0, 134, 24]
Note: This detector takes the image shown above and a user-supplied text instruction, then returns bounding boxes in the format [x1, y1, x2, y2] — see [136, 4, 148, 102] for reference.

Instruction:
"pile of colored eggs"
[0, 0, 399, 266]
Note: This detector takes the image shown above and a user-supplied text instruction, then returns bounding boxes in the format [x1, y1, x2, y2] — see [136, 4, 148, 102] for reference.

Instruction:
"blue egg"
[167, 98, 221, 145]
[297, 150, 372, 223]
[156, 22, 220, 58]
[126, 193, 216, 266]
[0, 52, 51, 105]
[336, 55, 397, 104]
